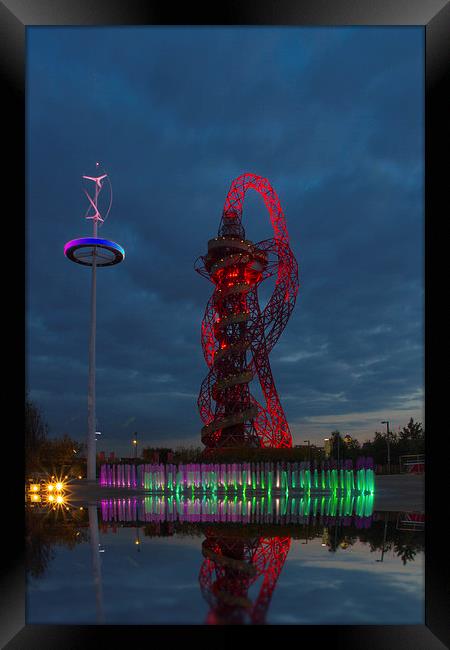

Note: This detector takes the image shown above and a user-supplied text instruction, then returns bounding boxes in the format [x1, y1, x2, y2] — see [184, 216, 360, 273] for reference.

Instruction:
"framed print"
[2, 0, 449, 647]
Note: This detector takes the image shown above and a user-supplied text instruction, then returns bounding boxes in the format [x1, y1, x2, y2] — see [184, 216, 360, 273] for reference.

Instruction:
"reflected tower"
[199, 529, 291, 624]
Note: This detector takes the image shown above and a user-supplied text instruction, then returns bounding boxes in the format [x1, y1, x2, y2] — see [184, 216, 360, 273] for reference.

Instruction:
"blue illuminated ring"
[64, 237, 125, 267]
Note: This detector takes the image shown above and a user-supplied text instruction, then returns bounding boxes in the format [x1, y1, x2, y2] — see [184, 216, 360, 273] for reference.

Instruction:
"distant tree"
[330, 431, 345, 460]
[360, 418, 424, 468]
[396, 418, 424, 457]
[25, 396, 49, 472]
[343, 436, 362, 461]
[40, 434, 84, 471]
[361, 429, 398, 466]
[399, 418, 424, 441]
[171, 446, 204, 463]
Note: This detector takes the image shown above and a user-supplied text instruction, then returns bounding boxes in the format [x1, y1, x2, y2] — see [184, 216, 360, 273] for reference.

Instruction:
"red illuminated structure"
[195, 173, 299, 448]
[199, 530, 291, 624]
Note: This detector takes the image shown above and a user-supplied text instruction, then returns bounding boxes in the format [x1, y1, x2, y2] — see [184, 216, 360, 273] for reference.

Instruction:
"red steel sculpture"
[199, 531, 291, 624]
[195, 173, 299, 449]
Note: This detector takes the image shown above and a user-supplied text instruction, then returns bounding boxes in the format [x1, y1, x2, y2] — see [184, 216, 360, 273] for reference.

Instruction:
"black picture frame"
[2, 0, 448, 647]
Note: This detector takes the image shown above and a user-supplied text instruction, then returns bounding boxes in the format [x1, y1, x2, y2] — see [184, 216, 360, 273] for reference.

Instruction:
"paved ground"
[373, 473, 424, 512]
[67, 481, 146, 503]
[68, 473, 425, 512]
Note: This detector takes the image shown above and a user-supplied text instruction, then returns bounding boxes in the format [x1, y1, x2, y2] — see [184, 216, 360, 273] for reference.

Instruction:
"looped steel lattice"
[196, 173, 299, 449]
[199, 533, 291, 624]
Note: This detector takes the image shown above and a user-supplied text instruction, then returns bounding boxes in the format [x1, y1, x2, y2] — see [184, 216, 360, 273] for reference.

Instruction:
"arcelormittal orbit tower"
[195, 173, 299, 449]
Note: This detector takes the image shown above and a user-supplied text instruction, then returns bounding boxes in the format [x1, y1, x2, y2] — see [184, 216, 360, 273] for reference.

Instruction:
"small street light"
[381, 421, 391, 474]
[132, 432, 138, 459]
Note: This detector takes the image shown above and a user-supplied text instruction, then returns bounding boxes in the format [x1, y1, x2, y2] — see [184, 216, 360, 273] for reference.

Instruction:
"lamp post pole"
[381, 421, 391, 474]
[87, 218, 98, 482]
[65, 166, 125, 483]
[304, 440, 310, 463]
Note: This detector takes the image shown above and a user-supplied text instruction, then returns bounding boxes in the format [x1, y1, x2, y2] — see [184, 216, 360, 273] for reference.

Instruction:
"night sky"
[26, 26, 424, 456]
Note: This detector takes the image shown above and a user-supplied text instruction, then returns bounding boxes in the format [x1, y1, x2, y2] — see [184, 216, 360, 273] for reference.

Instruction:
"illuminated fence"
[99, 459, 375, 495]
[100, 493, 374, 527]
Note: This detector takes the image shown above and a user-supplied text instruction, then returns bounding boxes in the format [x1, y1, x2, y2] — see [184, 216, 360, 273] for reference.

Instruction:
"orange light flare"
[43, 489, 75, 514]
[45, 473, 72, 499]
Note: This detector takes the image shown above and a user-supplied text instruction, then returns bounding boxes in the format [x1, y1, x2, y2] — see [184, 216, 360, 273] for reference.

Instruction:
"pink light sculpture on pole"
[64, 163, 125, 481]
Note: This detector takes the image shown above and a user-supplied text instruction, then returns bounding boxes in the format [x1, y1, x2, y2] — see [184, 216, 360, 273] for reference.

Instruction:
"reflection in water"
[26, 493, 424, 625]
[88, 503, 105, 623]
[99, 494, 374, 623]
[25, 495, 88, 578]
[200, 532, 291, 624]
[100, 493, 375, 526]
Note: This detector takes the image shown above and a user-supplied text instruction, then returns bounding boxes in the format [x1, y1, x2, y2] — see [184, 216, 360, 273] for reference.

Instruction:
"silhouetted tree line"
[164, 419, 423, 466]
[356, 517, 424, 565]
[141, 447, 174, 463]
[141, 517, 423, 565]
[25, 396, 85, 476]
[25, 396, 49, 471]
[361, 418, 424, 465]
[165, 445, 324, 464]
[26, 395, 423, 473]
[326, 419, 424, 467]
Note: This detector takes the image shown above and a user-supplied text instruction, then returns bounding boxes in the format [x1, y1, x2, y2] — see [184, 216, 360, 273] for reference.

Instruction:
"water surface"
[26, 495, 424, 625]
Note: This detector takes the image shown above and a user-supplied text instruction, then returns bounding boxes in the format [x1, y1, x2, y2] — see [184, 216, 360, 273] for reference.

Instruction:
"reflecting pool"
[26, 494, 424, 625]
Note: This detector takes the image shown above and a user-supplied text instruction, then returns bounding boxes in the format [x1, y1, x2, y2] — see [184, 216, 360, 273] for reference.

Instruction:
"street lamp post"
[64, 166, 125, 482]
[132, 432, 138, 459]
[334, 433, 340, 466]
[303, 440, 310, 463]
[381, 421, 391, 474]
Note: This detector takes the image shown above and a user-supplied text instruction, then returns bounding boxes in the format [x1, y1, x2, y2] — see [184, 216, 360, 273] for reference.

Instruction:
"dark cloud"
[27, 27, 424, 454]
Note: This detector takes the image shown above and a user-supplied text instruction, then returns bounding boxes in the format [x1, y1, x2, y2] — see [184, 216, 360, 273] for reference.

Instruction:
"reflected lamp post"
[381, 421, 391, 474]
[376, 512, 389, 562]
